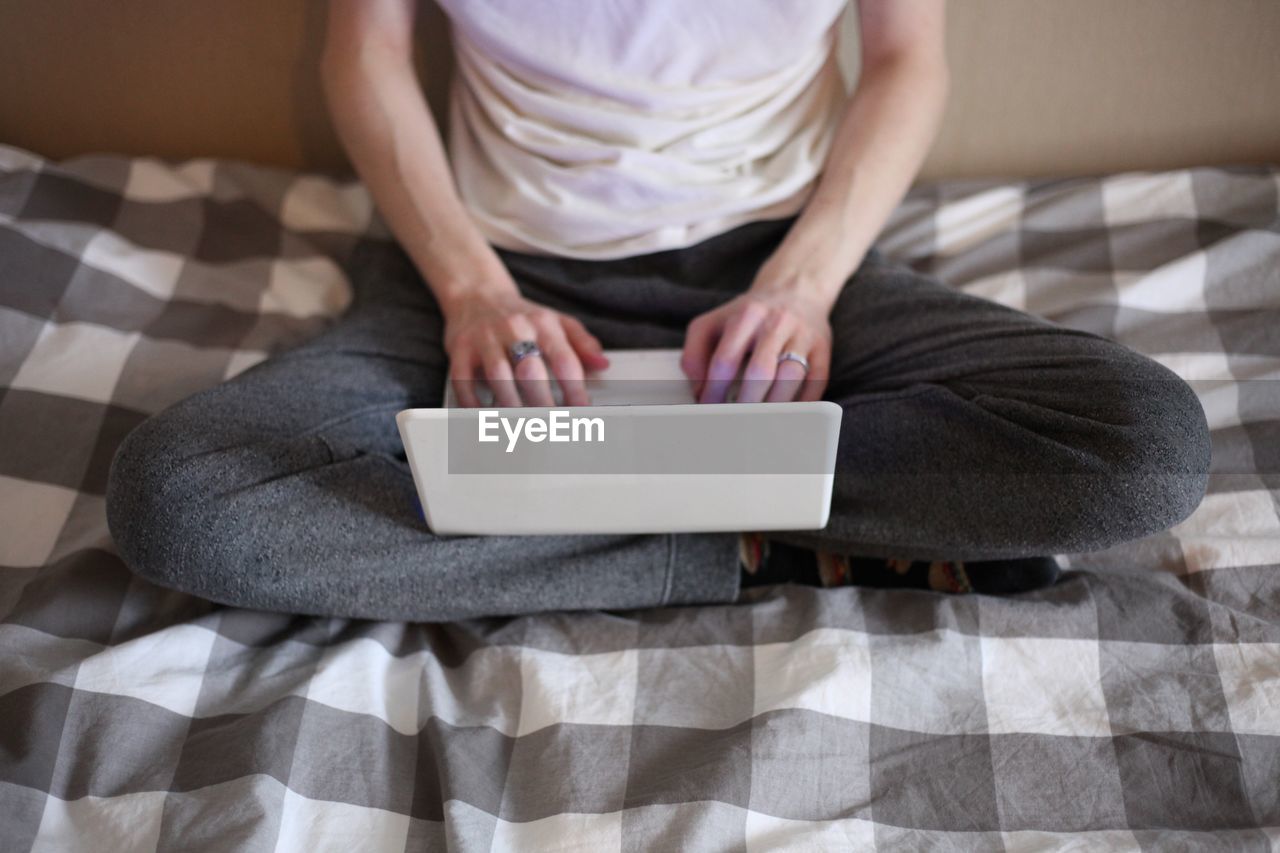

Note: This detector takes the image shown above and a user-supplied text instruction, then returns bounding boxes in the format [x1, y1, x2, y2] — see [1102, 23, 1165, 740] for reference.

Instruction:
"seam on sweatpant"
[296, 401, 406, 441]
[661, 534, 678, 605]
[828, 384, 939, 410]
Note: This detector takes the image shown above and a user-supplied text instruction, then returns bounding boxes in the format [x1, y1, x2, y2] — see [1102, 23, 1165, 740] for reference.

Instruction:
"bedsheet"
[1, 143, 1278, 851]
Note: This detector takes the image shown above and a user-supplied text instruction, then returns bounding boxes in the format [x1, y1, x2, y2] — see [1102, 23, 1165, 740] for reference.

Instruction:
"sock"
[738, 534, 1060, 595]
[739, 534, 822, 587]
[962, 556, 1061, 594]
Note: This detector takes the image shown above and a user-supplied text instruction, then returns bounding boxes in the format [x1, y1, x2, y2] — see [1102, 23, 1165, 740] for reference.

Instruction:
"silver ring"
[777, 351, 810, 373]
[508, 340, 542, 365]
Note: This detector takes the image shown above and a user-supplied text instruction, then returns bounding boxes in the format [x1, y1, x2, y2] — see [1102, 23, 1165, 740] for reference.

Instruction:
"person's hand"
[681, 284, 833, 404]
[442, 287, 609, 408]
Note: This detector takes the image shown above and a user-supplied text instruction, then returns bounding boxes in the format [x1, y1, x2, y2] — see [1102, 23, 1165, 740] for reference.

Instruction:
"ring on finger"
[776, 351, 810, 373]
[508, 339, 543, 366]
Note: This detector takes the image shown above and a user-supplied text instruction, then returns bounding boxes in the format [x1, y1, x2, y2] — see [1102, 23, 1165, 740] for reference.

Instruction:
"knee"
[1151, 371, 1212, 523]
[105, 413, 222, 595]
[1090, 362, 1211, 537]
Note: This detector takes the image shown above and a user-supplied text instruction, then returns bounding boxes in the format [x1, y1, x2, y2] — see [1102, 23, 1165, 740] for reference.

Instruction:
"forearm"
[321, 47, 515, 316]
[762, 54, 949, 307]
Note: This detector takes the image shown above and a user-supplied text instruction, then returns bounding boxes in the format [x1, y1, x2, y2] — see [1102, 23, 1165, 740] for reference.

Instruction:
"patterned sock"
[739, 534, 1060, 595]
[739, 534, 822, 587]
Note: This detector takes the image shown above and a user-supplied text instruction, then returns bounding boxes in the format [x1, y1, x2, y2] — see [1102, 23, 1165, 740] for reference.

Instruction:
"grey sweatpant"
[105, 216, 1211, 622]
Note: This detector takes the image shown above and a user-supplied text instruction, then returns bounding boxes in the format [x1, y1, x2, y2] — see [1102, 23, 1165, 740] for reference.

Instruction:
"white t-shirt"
[434, 0, 850, 260]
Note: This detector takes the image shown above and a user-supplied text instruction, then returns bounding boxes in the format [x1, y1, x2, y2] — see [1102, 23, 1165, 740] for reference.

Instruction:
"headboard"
[2, 0, 1277, 180]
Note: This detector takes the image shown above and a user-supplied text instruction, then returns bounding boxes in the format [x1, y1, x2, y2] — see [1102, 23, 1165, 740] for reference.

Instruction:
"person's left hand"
[680, 281, 833, 404]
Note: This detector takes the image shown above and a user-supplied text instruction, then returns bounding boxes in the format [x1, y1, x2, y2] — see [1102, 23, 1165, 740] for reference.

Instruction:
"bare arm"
[321, 0, 508, 312]
[322, 0, 605, 407]
[762, 0, 950, 305]
[683, 0, 949, 404]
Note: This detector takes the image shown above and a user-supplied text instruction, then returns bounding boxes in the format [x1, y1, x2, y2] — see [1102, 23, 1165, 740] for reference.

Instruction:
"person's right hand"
[442, 288, 609, 408]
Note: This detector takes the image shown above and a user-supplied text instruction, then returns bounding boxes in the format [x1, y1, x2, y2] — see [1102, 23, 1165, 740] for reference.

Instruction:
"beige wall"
[2, 1, 1277, 180]
[911, 0, 1280, 178]
[0, 0, 453, 174]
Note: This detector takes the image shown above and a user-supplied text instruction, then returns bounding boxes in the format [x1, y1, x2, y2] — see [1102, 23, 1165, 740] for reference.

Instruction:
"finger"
[498, 316, 556, 407]
[766, 355, 808, 403]
[505, 326, 556, 408]
[449, 350, 481, 409]
[482, 335, 522, 408]
[539, 326, 590, 407]
[562, 316, 610, 372]
[737, 321, 793, 404]
[797, 346, 831, 402]
[680, 314, 720, 399]
[700, 304, 765, 404]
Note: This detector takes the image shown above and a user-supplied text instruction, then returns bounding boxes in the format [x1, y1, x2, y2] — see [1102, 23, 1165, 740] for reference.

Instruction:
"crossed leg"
[107, 235, 1211, 621]
[106, 240, 739, 621]
[777, 249, 1211, 562]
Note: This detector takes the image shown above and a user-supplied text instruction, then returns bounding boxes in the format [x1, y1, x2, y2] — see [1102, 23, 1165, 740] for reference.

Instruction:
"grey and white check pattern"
[1, 142, 1278, 851]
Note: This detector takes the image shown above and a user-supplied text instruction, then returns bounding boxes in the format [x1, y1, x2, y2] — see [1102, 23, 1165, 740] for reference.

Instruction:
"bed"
[1, 142, 1277, 851]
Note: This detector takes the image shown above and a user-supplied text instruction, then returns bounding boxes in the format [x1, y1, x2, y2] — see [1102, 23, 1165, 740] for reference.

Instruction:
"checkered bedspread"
[1, 142, 1278, 851]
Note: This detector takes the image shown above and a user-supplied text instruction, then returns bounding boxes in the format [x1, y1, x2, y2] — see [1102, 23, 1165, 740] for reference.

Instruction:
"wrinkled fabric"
[436, 0, 850, 259]
[105, 217, 1208, 621]
[4, 149, 1277, 850]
